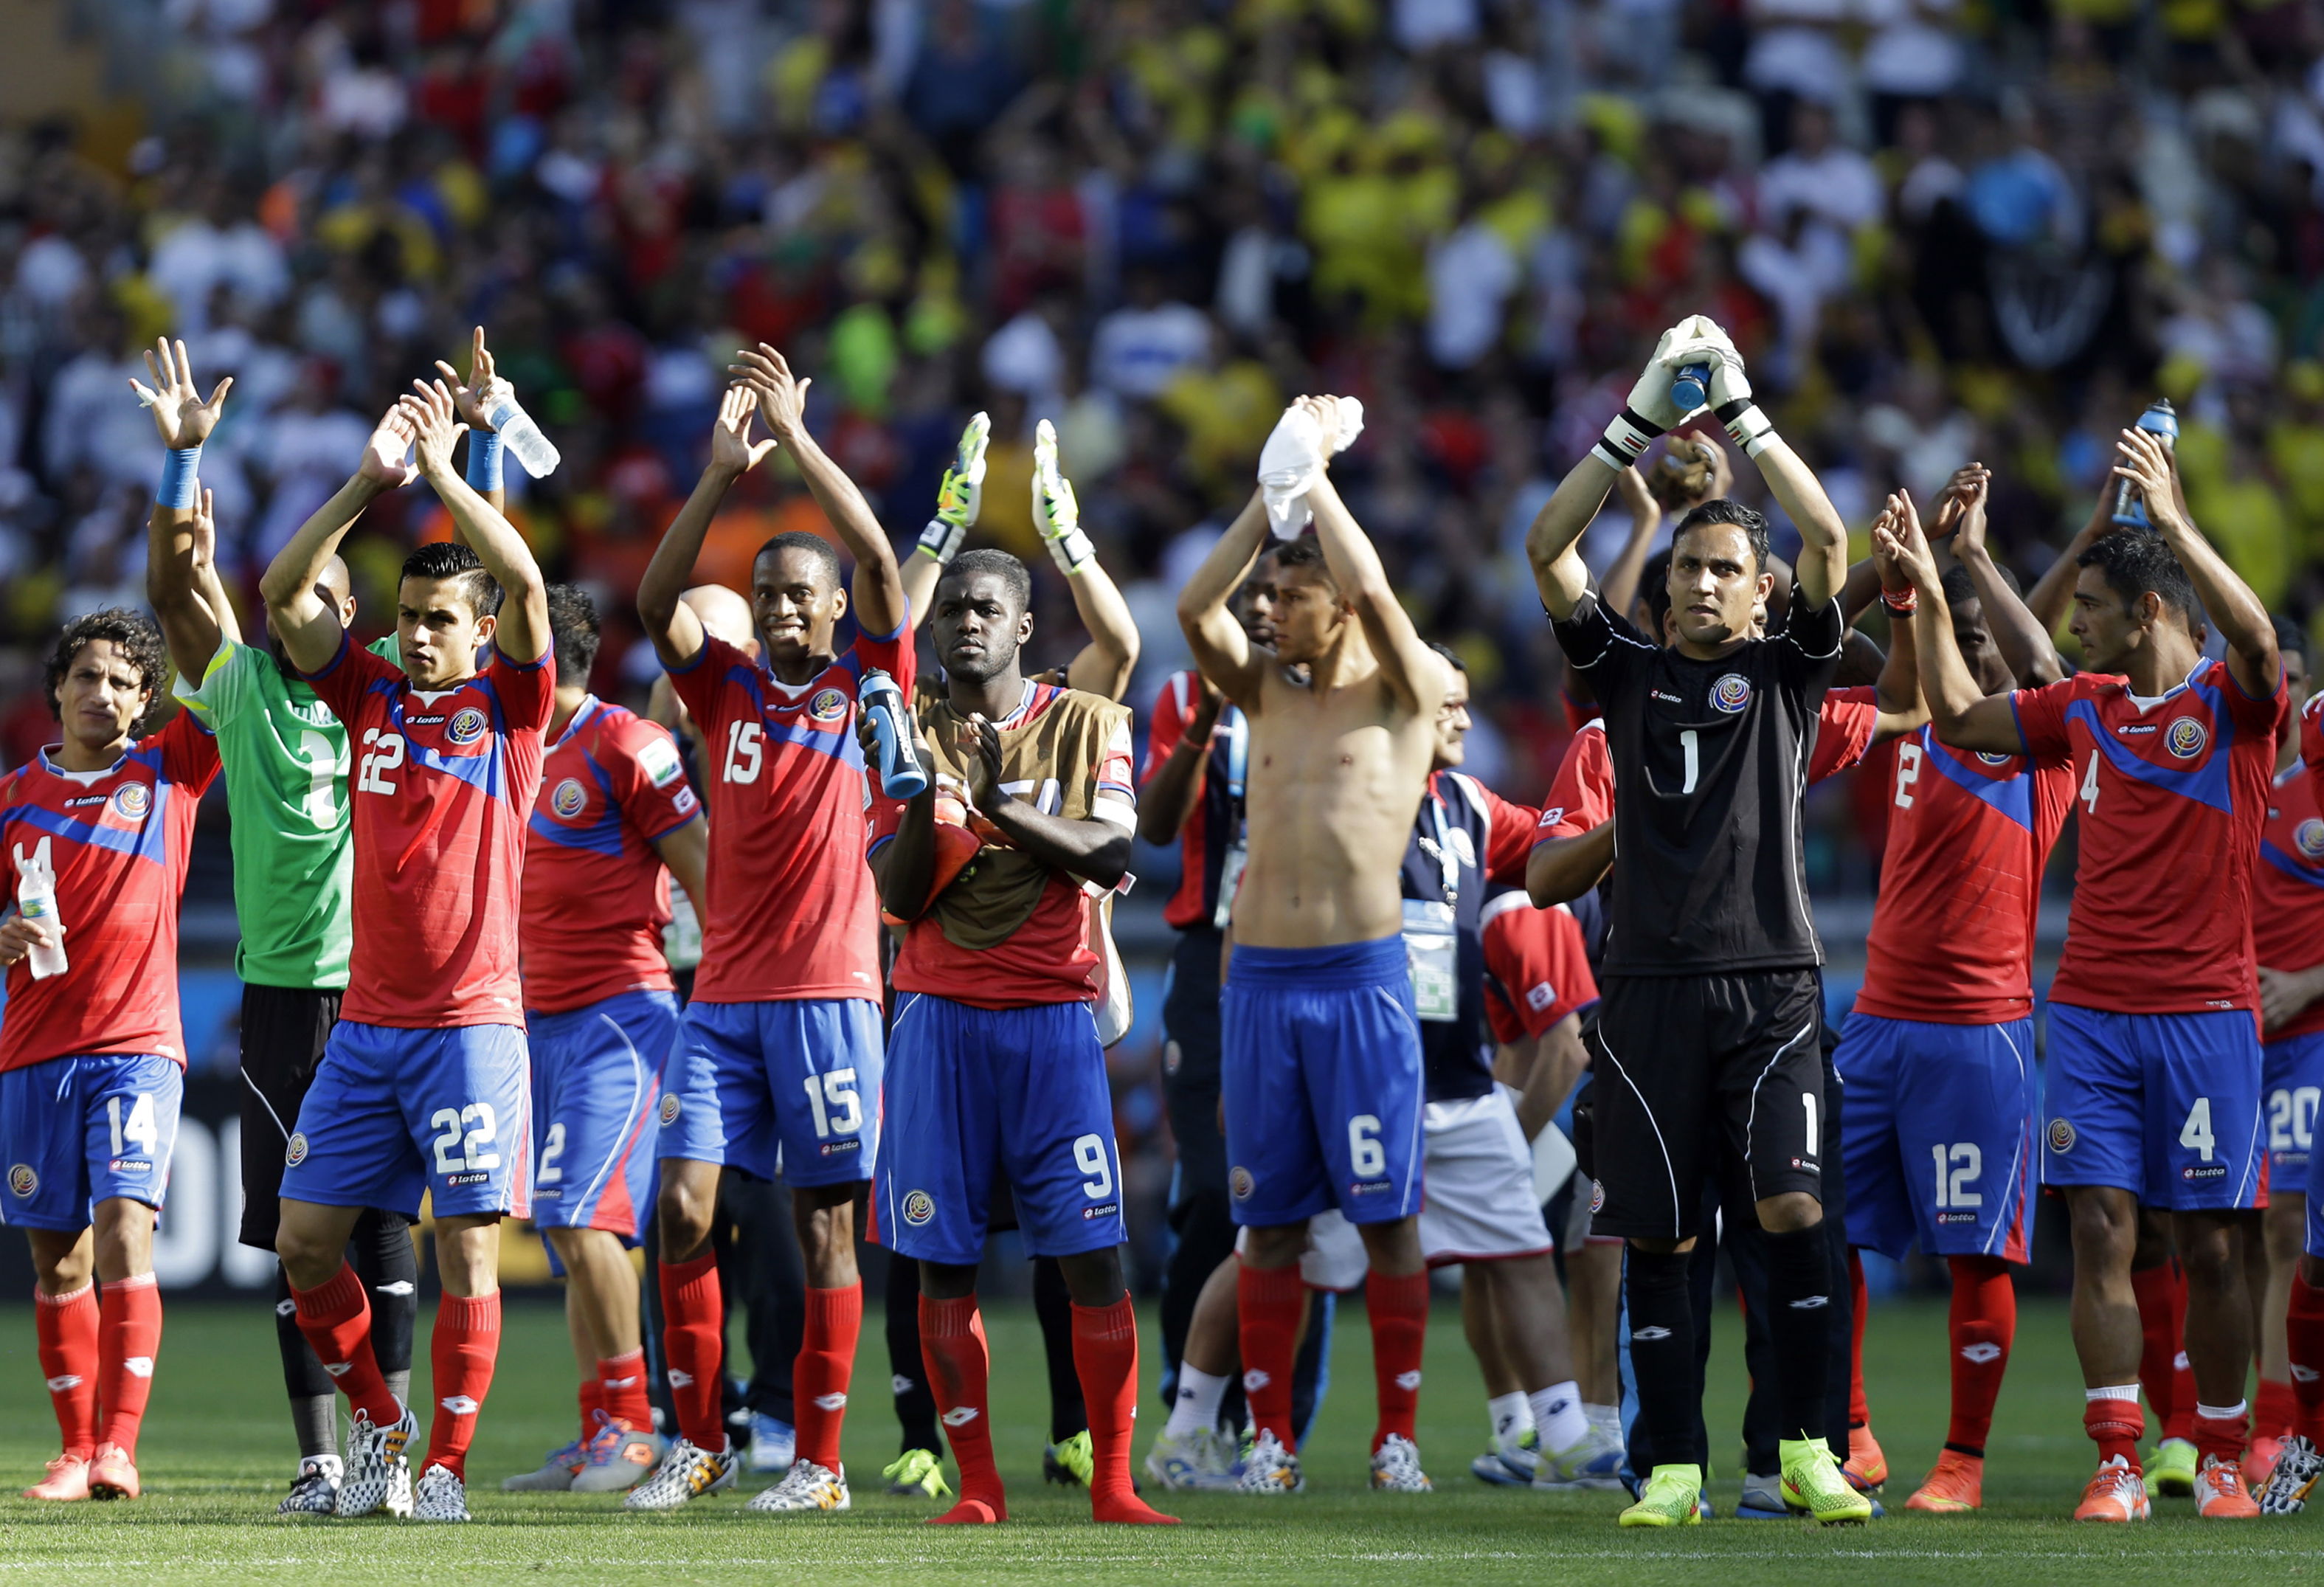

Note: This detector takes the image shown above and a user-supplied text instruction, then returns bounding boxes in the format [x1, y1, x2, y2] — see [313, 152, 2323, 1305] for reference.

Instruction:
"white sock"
[1487, 1391, 1532, 1448]
[1165, 1365, 1231, 1439]
[2195, 1400, 2249, 1422]
[2086, 1384, 2143, 1403]
[1529, 1381, 1591, 1455]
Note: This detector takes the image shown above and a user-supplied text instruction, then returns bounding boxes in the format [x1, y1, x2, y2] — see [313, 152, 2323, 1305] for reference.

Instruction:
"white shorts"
[1236, 1088, 1555, 1290]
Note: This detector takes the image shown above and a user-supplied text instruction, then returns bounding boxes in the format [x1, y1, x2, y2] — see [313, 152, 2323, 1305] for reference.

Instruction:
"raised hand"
[396, 379, 468, 479]
[710, 384, 779, 475]
[1870, 489, 1942, 595]
[1929, 463, 1992, 548]
[433, 325, 510, 433]
[2112, 429, 2185, 536]
[356, 405, 420, 489]
[131, 336, 234, 449]
[727, 344, 811, 440]
[190, 485, 219, 578]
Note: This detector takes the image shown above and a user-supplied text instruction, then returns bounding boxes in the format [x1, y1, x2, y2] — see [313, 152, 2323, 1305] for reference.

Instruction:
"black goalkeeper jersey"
[1551, 589, 1844, 977]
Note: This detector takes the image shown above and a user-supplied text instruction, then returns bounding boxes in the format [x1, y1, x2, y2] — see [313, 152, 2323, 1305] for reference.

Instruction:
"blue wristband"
[466, 429, 504, 492]
[157, 446, 202, 510]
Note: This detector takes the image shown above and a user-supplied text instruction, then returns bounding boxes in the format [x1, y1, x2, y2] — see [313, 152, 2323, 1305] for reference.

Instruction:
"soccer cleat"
[502, 1437, 584, 1493]
[2193, 1454, 2261, 1518]
[2151, 1436, 2199, 1497]
[23, 1453, 91, 1502]
[1903, 1449, 1982, 1512]
[1234, 1429, 1304, 1495]
[2074, 1455, 2151, 1521]
[1617, 1463, 1704, 1527]
[2248, 1435, 2283, 1490]
[336, 1404, 418, 1518]
[1471, 1426, 1538, 1486]
[883, 1448, 952, 1499]
[1369, 1434, 1433, 1493]
[2260, 1434, 2324, 1514]
[623, 1437, 736, 1511]
[571, 1413, 664, 1494]
[86, 1442, 139, 1501]
[1843, 1423, 1888, 1492]
[1780, 1437, 1873, 1525]
[1044, 1430, 1094, 1487]
[412, 1463, 470, 1522]
[747, 1457, 850, 1512]
[280, 1454, 342, 1515]
[1735, 1470, 1788, 1519]
[744, 1412, 795, 1475]
[1536, 1421, 1626, 1491]
[1146, 1426, 1240, 1491]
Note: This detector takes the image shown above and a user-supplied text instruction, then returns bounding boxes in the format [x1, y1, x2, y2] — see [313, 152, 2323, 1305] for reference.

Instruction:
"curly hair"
[46, 608, 169, 733]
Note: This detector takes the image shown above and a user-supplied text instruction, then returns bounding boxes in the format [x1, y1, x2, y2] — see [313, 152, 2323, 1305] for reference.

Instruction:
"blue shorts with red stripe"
[657, 998, 882, 1187]
[2044, 1004, 2264, 1211]
[0, 1053, 183, 1232]
[2264, 1029, 2324, 1179]
[282, 1022, 532, 1220]
[528, 990, 673, 1241]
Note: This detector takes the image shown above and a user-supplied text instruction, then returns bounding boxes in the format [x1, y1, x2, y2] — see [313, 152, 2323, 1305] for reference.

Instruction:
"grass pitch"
[0, 1293, 2314, 1583]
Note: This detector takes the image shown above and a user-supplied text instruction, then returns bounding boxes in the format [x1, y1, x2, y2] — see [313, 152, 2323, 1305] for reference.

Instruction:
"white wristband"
[1045, 525, 1096, 577]
[1717, 399, 1775, 458]
[917, 517, 964, 564]
[1589, 408, 1661, 472]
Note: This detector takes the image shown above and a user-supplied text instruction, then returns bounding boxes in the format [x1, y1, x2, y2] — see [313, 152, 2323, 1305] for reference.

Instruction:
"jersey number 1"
[1678, 730, 1699, 795]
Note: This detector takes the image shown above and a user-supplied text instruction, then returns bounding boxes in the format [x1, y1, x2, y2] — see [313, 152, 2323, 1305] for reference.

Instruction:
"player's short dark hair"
[2274, 613, 2308, 668]
[942, 547, 1033, 616]
[1427, 640, 1466, 675]
[1940, 564, 1978, 606]
[400, 540, 502, 620]
[1672, 499, 1772, 574]
[545, 584, 600, 683]
[1272, 534, 1340, 592]
[1639, 549, 1673, 634]
[755, 531, 842, 592]
[2077, 530, 2197, 621]
[46, 607, 167, 730]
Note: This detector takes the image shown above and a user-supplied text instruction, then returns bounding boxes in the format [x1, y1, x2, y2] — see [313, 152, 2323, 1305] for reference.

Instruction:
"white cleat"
[1235, 1429, 1304, 1495]
[1536, 1421, 1628, 1491]
[412, 1462, 471, 1521]
[335, 1404, 417, 1518]
[1370, 1433, 1434, 1493]
[1145, 1426, 1241, 1491]
[746, 1458, 850, 1512]
[280, 1454, 342, 1515]
[623, 1437, 736, 1511]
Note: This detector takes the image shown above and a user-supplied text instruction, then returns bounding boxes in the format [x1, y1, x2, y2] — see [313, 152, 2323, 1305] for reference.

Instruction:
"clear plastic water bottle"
[15, 870, 66, 980]
[859, 669, 929, 798]
[1671, 362, 1711, 412]
[486, 394, 561, 479]
[2111, 399, 2179, 530]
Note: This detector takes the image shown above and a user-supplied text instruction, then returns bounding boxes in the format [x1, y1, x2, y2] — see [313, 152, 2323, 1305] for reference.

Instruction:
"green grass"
[0, 1295, 2316, 1583]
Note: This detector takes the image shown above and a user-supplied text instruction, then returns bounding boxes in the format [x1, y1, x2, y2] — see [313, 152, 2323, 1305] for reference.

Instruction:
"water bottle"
[860, 669, 929, 798]
[485, 395, 561, 479]
[2110, 398, 2179, 530]
[1671, 362, 1711, 412]
[15, 870, 66, 981]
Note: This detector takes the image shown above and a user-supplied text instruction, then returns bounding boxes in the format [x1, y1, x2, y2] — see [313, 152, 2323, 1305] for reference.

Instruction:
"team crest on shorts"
[2298, 820, 2324, 861]
[551, 778, 587, 818]
[2047, 1118, 2076, 1154]
[1163, 1040, 1181, 1076]
[1710, 674, 1752, 713]
[285, 1133, 309, 1167]
[446, 707, 488, 746]
[902, 1190, 936, 1226]
[1590, 1180, 1606, 1214]
[110, 782, 151, 820]
[2166, 716, 2207, 758]
[1977, 751, 2013, 767]
[808, 688, 849, 722]
[1229, 1166, 1254, 1202]
[660, 1095, 682, 1125]
[7, 1164, 35, 1197]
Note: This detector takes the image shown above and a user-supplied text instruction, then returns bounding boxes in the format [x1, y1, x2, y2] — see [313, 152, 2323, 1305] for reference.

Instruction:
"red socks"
[1366, 1268, 1430, 1453]
[423, 1290, 500, 1481]
[2258, 1376, 2297, 1439]
[920, 1293, 1005, 1523]
[794, 1283, 862, 1473]
[2130, 1262, 2182, 1442]
[1071, 1296, 1177, 1524]
[657, 1251, 727, 1452]
[97, 1272, 161, 1459]
[598, 1348, 652, 1432]
[2193, 1406, 2248, 1466]
[2085, 1395, 2143, 1470]
[1848, 1248, 1871, 1430]
[578, 1375, 605, 1440]
[2286, 1272, 2324, 1442]
[291, 1262, 401, 1426]
[1943, 1255, 2015, 1456]
[35, 1283, 98, 1459]
[1236, 1260, 1306, 1449]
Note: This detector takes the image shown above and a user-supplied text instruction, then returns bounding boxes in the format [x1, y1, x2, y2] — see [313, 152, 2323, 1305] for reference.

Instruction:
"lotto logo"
[812, 1393, 848, 1412]
[125, 1356, 153, 1379]
[1710, 673, 1752, 713]
[1960, 1343, 2003, 1364]
[44, 1375, 80, 1392]
[941, 1406, 980, 1428]
[440, 1395, 480, 1416]
[809, 688, 849, 722]
[660, 1096, 682, 1125]
[551, 778, 587, 818]
[7, 1164, 35, 1197]
[2166, 716, 2207, 758]
[2047, 1119, 2076, 1154]
[111, 783, 151, 820]
[1525, 982, 1554, 1012]
[285, 1132, 309, 1167]
[1631, 1326, 1672, 1342]
[1394, 1371, 1422, 1391]
[902, 1190, 936, 1227]
[1229, 1166, 1254, 1201]
[447, 707, 488, 746]
[2183, 1164, 2226, 1180]
[1538, 806, 1566, 828]
[1242, 1369, 1273, 1392]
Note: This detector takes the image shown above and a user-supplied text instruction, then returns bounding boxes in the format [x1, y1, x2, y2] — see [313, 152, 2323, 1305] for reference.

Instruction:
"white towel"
[1257, 397, 1366, 538]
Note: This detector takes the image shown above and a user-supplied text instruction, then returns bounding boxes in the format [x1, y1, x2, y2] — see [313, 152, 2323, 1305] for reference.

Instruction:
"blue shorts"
[281, 1022, 533, 1220]
[528, 991, 674, 1240]
[874, 995, 1123, 1266]
[657, 998, 881, 1188]
[2264, 1031, 2324, 1179]
[1221, 936, 1424, 1228]
[0, 1054, 183, 1232]
[1834, 1013, 2037, 1262]
[2044, 1004, 2264, 1211]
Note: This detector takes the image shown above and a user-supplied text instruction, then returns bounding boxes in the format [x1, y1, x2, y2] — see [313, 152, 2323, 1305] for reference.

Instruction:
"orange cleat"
[1843, 1424, 1887, 1492]
[2075, 1455, 2150, 1521]
[2195, 1455, 2261, 1518]
[1904, 1448, 1983, 1513]
[928, 1497, 1002, 1525]
[2247, 1436, 2283, 1490]
[22, 1454, 91, 1501]
[88, 1444, 139, 1501]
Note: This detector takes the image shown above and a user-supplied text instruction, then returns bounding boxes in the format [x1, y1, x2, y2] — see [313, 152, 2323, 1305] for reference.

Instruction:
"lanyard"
[1417, 786, 1462, 907]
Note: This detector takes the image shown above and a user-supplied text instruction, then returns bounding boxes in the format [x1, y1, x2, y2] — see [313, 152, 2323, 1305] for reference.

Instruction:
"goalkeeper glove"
[1034, 419, 1095, 576]
[917, 410, 990, 564]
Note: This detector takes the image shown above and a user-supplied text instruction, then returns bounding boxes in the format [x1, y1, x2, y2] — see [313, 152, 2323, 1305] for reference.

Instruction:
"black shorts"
[1588, 969, 1825, 1242]
[1162, 928, 1228, 1213]
[236, 983, 342, 1251]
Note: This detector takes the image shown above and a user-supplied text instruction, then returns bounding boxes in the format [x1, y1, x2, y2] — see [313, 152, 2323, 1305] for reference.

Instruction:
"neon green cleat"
[1618, 1464, 1704, 1527]
[882, 1448, 952, 1500]
[1045, 1430, 1095, 1487]
[1780, 1437, 1874, 1525]
[2151, 1437, 2199, 1498]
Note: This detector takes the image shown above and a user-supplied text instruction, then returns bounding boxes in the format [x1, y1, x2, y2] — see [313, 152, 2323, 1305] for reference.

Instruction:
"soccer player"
[135, 338, 423, 1515]
[1, 607, 218, 1502]
[1178, 395, 1450, 1495]
[263, 371, 554, 1524]
[627, 353, 905, 1515]
[1888, 426, 2283, 1521]
[1835, 481, 2075, 1514]
[1526, 317, 1867, 1527]
[499, 586, 708, 1496]
[868, 549, 1174, 1528]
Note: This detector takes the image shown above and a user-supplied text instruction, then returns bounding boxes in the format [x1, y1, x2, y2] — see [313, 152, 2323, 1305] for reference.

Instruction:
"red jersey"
[1141, 669, 1245, 931]
[0, 715, 220, 1071]
[1854, 727, 2075, 1025]
[2255, 761, 2324, 1041]
[2014, 658, 2286, 1013]
[667, 621, 914, 1006]
[1481, 891, 1600, 1046]
[304, 632, 553, 1028]
[522, 696, 702, 1014]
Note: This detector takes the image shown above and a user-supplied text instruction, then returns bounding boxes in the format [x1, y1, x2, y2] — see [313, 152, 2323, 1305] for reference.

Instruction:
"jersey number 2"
[1894, 740, 1922, 809]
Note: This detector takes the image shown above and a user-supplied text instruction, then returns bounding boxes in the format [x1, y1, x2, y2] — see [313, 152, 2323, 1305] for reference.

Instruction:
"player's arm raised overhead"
[1876, 489, 2025, 754]
[260, 404, 419, 673]
[1300, 399, 1443, 713]
[1678, 319, 1847, 609]
[638, 384, 779, 669]
[902, 411, 990, 628]
[400, 378, 550, 662]
[1176, 487, 1273, 707]
[2117, 426, 2280, 698]
[1866, 499, 1929, 740]
[134, 336, 236, 676]
[730, 343, 908, 640]
[1032, 423, 1141, 700]
[1597, 464, 1663, 625]
[1938, 463, 2064, 688]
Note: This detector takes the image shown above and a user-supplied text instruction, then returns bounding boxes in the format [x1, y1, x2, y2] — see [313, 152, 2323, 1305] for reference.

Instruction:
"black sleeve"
[1552, 591, 1655, 695]
[1774, 592, 1846, 685]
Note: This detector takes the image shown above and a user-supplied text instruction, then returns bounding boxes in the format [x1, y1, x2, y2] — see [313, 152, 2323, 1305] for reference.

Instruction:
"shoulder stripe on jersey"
[2065, 683, 2235, 815]
[1920, 728, 2035, 832]
[2, 788, 171, 865]
[2261, 842, 2324, 892]
[402, 736, 502, 796]
[1479, 888, 1535, 927]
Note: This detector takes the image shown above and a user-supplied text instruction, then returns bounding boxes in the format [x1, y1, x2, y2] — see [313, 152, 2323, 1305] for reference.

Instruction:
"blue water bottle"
[860, 669, 929, 798]
[2110, 398, 2179, 530]
[1671, 362, 1711, 412]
